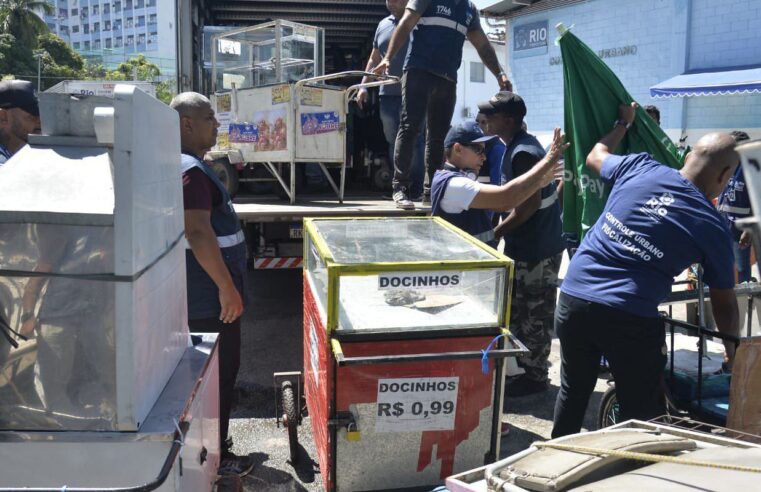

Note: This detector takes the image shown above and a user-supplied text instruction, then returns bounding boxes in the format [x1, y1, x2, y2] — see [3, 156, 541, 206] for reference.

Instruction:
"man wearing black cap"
[431, 123, 567, 247]
[0, 80, 41, 165]
[480, 91, 564, 397]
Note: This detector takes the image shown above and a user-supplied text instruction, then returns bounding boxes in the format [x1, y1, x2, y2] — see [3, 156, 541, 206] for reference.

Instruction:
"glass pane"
[336, 267, 505, 333]
[312, 219, 494, 264]
[305, 233, 328, 324]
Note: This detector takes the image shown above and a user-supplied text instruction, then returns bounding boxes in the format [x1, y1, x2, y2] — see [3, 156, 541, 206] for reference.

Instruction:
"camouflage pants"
[510, 254, 562, 383]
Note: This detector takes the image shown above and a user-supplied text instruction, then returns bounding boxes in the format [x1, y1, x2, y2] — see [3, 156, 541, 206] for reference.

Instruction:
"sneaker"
[421, 191, 431, 206]
[218, 453, 255, 477]
[393, 187, 414, 210]
[506, 375, 549, 398]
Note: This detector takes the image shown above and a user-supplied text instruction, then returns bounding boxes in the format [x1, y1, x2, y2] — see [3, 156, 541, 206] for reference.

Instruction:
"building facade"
[42, 0, 177, 76]
[487, 0, 761, 145]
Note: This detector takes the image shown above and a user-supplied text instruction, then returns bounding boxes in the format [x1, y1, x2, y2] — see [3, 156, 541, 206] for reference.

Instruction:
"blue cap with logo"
[444, 122, 495, 149]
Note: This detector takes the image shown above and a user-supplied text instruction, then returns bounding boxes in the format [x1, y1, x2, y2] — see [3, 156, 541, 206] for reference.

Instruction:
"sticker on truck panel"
[378, 271, 463, 290]
[301, 111, 340, 136]
[228, 123, 259, 143]
[299, 87, 323, 106]
[376, 377, 458, 433]
[272, 85, 291, 104]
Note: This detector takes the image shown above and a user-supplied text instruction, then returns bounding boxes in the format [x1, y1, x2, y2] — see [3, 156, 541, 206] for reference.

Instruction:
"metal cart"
[206, 20, 398, 202]
[277, 217, 528, 491]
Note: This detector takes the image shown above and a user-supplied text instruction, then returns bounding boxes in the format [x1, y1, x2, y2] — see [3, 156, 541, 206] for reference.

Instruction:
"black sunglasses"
[463, 143, 485, 155]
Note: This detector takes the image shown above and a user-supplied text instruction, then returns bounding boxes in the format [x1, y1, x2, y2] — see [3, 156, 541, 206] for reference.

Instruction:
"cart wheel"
[210, 158, 239, 197]
[281, 380, 299, 463]
[373, 166, 391, 191]
[597, 384, 620, 429]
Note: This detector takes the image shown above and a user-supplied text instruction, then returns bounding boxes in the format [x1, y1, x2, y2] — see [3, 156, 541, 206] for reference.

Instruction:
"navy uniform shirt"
[406, 0, 481, 81]
[561, 153, 735, 317]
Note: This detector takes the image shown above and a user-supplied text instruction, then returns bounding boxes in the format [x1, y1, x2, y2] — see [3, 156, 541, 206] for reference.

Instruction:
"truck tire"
[597, 384, 620, 429]
[210, 158, 239, 197]
[281, 380, 299, 464]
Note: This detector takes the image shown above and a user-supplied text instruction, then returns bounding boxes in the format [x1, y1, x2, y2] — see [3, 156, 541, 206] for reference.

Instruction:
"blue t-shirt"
[373, 15, 409, 97]
[561, 153, 735, 317]
[718, 166, 751, 241]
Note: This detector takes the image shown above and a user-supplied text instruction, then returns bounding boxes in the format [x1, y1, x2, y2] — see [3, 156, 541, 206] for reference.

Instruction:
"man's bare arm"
[467, 28, 511, 90]
[586, 102, 637, 175]
[372, 8, 421, 74]
[470, 128, 568, 212]
[709, 287, 740, 368]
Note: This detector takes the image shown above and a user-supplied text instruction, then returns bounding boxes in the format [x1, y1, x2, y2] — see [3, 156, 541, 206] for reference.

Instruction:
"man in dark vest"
[480, 91, 564, 397]
[432, 123, 567, 246]
[373, 0, 511, 210]
[170, 92, 253, 477]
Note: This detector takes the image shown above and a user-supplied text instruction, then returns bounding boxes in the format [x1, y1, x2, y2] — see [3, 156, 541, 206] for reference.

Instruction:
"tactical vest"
[501, 131, 564, 262]
[431, 165, 496, 247]
[181, 153, 248, 319]
[405, 0, 475, 81]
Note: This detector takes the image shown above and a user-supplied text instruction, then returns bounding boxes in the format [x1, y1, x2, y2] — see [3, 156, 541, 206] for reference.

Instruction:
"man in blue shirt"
[372, 0, 510, 209]
[0, 80, 41, 166]
[717, 131, 754, 282]
[552, 103, 740, 438]
[358, 0, 426, 199]
[480, 91, 564, 397]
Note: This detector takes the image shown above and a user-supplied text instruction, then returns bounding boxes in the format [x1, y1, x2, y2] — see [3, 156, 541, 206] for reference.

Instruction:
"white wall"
[451, 41, 504, 126]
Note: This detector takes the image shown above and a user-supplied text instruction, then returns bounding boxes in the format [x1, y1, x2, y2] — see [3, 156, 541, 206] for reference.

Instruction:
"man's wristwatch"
[613, 119, 632, 130]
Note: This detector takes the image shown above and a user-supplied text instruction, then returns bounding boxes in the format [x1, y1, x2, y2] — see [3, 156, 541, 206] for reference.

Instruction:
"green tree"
[0, 0, 53, 48]
[37, 32, 84, 71]
[106, 54, 160, 81]
[104, 54, 174, 104]
[0, 33, 35, 80]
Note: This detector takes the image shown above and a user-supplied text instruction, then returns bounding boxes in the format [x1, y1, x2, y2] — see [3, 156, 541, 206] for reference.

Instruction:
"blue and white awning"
[650, 66, 761, 98]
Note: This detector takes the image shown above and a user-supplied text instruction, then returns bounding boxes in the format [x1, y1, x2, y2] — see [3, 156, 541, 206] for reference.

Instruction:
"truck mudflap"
[254, 257, 303, 269]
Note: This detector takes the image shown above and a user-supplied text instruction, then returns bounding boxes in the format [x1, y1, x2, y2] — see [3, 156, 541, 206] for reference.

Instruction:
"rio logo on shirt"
[640, 192, 674, 222]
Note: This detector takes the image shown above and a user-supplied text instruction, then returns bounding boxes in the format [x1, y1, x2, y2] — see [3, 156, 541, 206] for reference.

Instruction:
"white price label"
[378, 271, 463, 290]
[375, 377, 458, 433]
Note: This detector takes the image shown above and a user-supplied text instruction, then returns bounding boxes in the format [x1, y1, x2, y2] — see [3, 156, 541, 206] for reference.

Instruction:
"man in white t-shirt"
[430, 123, 567, 247]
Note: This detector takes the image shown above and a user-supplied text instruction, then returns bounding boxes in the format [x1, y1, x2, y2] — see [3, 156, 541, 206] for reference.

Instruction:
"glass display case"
[304, 217, 513, 335]
[210, 20, 324, 92]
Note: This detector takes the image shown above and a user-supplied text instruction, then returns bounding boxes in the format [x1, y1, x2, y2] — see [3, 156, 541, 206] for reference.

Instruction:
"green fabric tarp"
[559, 27, 684, 241]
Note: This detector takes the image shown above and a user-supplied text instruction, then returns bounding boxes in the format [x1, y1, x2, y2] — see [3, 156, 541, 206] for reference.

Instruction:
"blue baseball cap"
[444, 122, 495, 149]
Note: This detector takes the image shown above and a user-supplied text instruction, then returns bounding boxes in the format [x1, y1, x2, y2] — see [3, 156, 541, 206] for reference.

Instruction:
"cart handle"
[661, 315, 740, 344]
[330, 336, 529, 367]
[295, 70, 398, 89]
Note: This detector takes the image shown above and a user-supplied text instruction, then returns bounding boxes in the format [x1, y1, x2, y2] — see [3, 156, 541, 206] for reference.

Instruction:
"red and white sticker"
[253, 257, 303, 269]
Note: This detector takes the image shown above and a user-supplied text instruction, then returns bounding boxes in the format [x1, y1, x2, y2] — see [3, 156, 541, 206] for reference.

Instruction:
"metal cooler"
[302, 217, 526, 491]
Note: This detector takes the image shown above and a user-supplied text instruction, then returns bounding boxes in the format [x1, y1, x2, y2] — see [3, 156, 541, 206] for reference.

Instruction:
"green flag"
[559, 26, 683, 241]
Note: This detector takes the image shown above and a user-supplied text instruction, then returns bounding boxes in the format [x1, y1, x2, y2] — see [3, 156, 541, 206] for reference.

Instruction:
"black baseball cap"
[0, 80, 39, 117]
[444, 122, 495, 149]
[477, 91, 526, 119]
